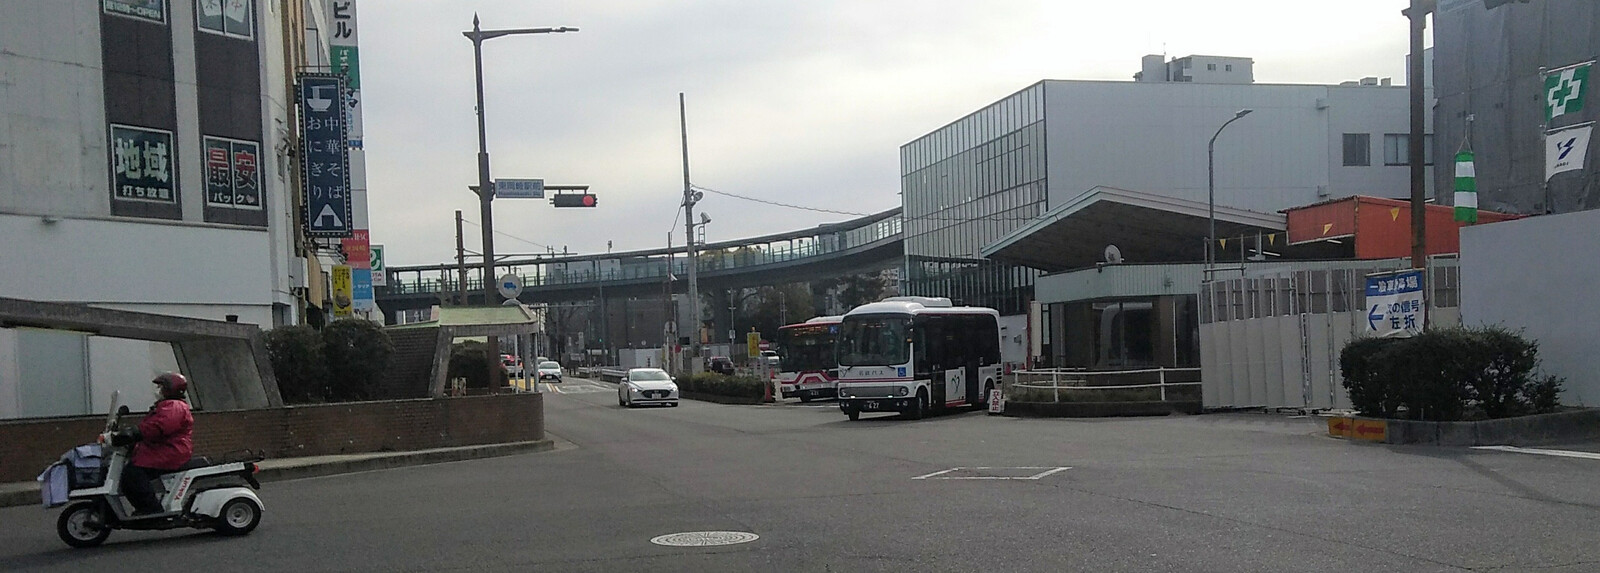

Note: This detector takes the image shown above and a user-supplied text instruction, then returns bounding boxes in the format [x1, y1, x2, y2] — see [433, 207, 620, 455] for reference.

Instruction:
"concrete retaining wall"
[1381, 409, 1600, 446]
[0, 393, 543, 483]
[1004, 400, 1202, 418]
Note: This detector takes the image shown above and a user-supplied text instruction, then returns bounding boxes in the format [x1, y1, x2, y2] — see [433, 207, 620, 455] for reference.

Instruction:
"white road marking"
[911, 466, 1072, 480]
[548, 381, 614, 394]
[1472, 445, 1600, 461]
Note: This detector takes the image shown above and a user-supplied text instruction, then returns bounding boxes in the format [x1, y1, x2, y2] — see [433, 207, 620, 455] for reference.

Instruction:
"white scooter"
[48, 391, 266, 548]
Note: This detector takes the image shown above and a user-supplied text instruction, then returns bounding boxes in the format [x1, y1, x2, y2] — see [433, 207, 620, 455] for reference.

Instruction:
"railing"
[1008, 367, 1202, 403]
[383, 213, 902, 296]
[576, 367, 627, 381]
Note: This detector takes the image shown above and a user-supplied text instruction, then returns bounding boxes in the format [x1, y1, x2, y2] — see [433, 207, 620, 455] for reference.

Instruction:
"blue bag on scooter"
[38, 463, 69, 508]
[63, 444, 106, 489]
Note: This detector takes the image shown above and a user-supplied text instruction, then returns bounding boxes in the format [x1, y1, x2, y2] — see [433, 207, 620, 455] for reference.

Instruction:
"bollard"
[1159, 368, 1167, 402]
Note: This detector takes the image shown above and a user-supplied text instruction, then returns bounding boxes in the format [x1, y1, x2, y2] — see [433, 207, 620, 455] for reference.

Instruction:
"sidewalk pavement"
[0, 437, 565, 509]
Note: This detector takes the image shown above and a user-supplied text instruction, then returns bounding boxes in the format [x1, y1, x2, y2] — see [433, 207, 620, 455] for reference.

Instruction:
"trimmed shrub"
[265, 325, 329, 403]
[1339, 337, 1402, 417]
[1339, 326, 1564, 421]
[447, 341, 509, 389]
[679, 373, 765, 399]
[321, 318, 394, 401]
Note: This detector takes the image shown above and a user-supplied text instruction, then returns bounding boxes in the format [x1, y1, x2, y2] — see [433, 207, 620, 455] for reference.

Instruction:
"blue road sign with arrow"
[1365, 269, 1425, 338]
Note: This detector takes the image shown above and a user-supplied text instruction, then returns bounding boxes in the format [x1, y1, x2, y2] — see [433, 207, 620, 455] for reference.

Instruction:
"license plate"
[864, 400, 880, 410]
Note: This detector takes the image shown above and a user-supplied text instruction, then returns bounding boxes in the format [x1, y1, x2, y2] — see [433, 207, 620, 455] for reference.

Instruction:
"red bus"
[774, 316, 843, 402]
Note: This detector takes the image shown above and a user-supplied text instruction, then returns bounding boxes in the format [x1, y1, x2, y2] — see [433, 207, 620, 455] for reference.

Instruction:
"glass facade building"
[899, 83, 1047, 315]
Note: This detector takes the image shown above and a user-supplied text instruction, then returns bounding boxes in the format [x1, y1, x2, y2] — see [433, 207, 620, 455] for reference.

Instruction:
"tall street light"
[463, 14, 575, 386]
[1207, 108, 1253, 268]
[464, 14, 577, 307]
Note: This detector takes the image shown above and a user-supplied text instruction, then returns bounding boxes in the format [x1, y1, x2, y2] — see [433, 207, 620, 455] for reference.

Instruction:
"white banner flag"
[1546, 124, 1592, 181]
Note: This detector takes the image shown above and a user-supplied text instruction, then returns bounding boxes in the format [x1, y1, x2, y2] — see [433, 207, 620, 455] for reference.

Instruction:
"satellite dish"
[1103, 245, 1124, 264]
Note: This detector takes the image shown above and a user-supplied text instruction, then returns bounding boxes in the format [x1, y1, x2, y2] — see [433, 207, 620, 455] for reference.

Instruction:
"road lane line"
[911, 468, 961, 480]
[1472, 445, 1600, 461]
[1025, 467, 1073, 480]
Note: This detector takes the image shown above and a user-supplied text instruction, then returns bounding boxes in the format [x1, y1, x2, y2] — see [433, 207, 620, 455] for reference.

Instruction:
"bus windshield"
[837, 315, 910, 366]
[777, 324, 839, 372]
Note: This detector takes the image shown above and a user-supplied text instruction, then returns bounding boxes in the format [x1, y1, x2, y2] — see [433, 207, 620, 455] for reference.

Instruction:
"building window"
[1342, 133, 1371, 166]
[1225, 64, 1233, 72]
[1207, 63, 1217, 71]
[1383, 133, 1434, 166]
[198, 0, 255, 40]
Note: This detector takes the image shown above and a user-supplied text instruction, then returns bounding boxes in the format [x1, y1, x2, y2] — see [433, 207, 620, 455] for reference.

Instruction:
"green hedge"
[679, 373, 766, 399]
[265, 319, 393, 403]
[1339, 326, 1563, 421]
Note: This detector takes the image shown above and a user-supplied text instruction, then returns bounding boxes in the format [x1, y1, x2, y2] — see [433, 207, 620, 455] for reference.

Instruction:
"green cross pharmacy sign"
[1545, 61, 1591, 121]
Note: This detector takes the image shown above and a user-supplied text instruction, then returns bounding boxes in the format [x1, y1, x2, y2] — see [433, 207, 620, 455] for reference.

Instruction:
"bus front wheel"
[907, 390, 927, 420]
[846, 409, 859, 421]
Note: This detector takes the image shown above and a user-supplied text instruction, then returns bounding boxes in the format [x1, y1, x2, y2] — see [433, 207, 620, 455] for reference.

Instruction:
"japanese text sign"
[110, 124, 177, 205]
[298, 74, 352, 237]
[1365, 270, 1426, 338]
[203, 136, 262, 209]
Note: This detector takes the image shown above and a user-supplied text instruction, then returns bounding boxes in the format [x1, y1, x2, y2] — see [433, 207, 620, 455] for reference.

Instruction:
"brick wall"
[0, 393, 542, 483]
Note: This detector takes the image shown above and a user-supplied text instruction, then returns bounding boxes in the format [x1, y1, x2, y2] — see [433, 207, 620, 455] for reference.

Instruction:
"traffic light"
[551, 193, 598, 208]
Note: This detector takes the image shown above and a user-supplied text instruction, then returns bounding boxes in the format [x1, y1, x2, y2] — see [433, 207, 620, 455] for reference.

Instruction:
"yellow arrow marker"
[1390, 207, 1401, 221]
[1322, 223, 1333, 235]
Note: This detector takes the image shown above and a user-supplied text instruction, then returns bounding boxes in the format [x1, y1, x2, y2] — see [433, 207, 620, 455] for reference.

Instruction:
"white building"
[0, 1, 364, 418]
[901, 54, 1433, 313]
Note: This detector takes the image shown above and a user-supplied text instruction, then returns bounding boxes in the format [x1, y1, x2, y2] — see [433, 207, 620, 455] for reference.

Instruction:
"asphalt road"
[3, 377, 1600, 572]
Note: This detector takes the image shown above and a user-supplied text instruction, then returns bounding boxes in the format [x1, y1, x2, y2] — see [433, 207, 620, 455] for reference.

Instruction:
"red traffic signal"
[551, 193, 598, 208]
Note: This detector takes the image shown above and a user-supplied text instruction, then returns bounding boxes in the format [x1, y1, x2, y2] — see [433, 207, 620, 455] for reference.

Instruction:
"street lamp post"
[463, 14, 575, 385]
[1207, 108, 1253, 268]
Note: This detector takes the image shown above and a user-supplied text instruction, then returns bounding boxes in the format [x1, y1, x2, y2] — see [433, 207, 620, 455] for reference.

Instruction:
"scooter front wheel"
[57, 502, 111, 548]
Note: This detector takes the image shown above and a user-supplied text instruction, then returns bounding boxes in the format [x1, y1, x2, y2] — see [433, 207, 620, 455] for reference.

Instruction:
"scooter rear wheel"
[57, 502, 111, 548]
[214, 498, 262, 535]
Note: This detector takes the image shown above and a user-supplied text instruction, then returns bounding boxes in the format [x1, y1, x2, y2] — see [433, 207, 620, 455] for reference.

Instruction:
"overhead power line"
[459, 218, 554, 251]
[692, 185, 870, 217]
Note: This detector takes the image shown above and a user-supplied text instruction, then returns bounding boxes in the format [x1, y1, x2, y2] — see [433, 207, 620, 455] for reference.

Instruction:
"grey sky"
[360, 1, 1420, 266]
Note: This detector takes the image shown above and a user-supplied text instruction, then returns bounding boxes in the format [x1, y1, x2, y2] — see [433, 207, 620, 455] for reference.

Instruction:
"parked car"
[759, 350, 780, 368]
[618, 368, 679, 407]
[500, 354, 523, 377]
[707, 356, 735, 375]
[536, 361, 563, 383]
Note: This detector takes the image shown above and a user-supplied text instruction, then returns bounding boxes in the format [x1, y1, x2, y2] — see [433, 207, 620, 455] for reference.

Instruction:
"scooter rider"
[111, 373, 194, 515]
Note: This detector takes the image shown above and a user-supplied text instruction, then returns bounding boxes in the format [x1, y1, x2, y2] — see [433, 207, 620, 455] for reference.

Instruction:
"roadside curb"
[680, 391, 765, 405]
[1328, 409, 1600, 446]
[0, 439, 556, 509]
[1002, 400, 1203, 418]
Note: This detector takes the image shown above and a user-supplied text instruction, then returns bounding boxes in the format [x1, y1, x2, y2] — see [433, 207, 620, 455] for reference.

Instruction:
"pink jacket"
[132, 399, 193, 470]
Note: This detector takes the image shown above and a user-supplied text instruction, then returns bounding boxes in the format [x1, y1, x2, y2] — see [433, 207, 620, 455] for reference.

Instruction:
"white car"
[618, 368, 679, 408]
[536, 361, 563, 383]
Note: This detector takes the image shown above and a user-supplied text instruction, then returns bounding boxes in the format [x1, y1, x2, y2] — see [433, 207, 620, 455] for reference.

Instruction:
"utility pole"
[1405, 0, 1434, 269]
[679, 93, 702, 372]
[455, 210, 467, 306]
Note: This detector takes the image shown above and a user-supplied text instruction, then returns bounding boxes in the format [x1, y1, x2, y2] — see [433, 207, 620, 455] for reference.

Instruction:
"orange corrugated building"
[1284, 196, 1522, 259]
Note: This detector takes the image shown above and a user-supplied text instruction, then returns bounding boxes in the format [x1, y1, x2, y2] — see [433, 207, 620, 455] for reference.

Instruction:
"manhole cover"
[650, 531, 760, 547]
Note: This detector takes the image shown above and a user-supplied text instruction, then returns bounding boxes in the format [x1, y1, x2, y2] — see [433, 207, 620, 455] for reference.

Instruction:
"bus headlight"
[896, 387, 909, 397]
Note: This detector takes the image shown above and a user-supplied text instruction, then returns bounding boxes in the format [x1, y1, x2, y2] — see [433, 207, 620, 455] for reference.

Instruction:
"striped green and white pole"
[1453, 150, 1477, 223]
